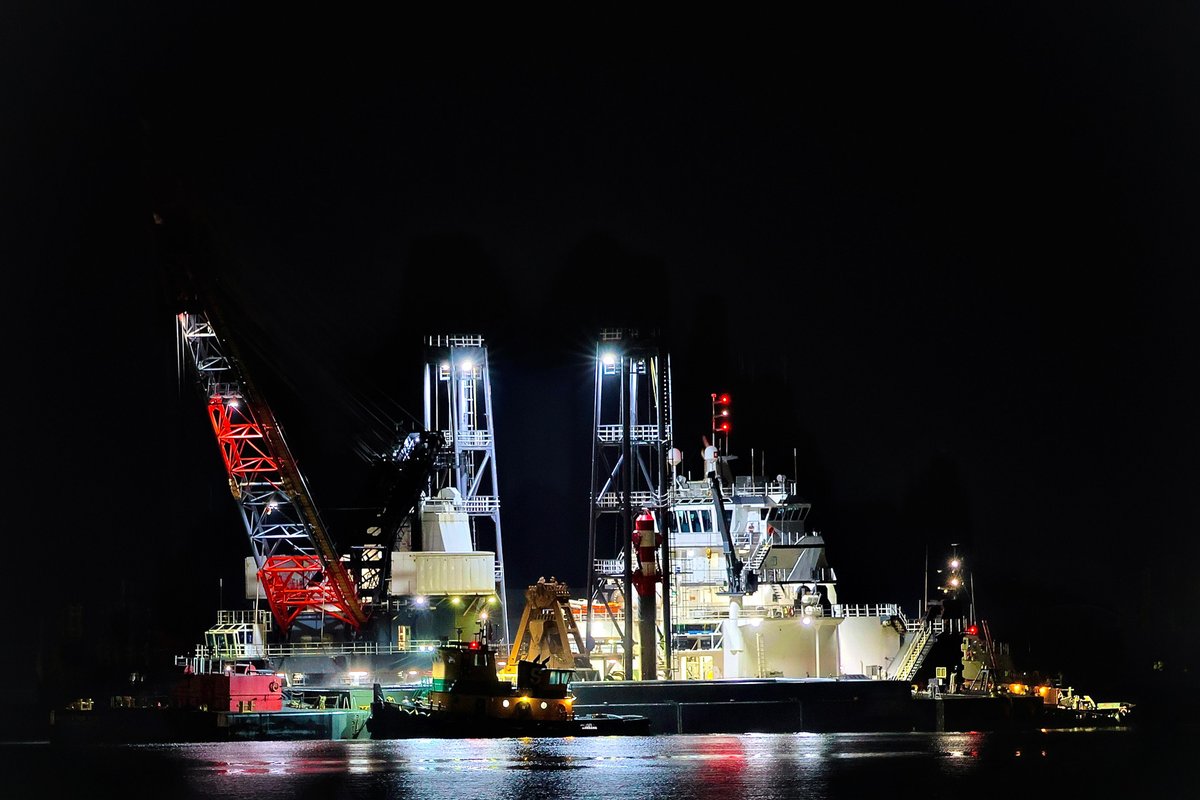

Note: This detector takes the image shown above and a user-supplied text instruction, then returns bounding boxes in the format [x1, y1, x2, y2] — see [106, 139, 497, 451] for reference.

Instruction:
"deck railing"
[181, 638, 460, 666]
[829, 603, 903, 619]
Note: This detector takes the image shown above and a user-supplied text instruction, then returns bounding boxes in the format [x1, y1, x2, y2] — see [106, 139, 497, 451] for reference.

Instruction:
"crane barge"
[51, 297, 516, 741]
[170, 295, 509, 707]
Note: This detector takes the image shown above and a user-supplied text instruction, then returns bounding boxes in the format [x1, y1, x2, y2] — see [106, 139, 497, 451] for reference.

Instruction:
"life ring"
[268, 680, 281, 692]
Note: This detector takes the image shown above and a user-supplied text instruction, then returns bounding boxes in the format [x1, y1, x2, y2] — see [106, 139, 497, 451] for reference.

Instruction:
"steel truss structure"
[177, 310, 367, 633]
[584, 328, 673, 680]
[422, 335, 511, 644]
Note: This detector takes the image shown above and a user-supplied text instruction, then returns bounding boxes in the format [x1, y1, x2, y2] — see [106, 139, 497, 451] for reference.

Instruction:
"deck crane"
[177, 305, 368, 635]
[710, 472, 758, 596]
[355, 429, 451, 607]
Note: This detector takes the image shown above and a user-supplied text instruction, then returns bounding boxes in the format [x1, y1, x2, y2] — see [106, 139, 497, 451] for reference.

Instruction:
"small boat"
[367, 624, 650, 738]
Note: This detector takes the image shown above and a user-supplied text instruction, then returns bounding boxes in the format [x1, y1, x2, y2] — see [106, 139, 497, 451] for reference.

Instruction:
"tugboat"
[367, 623, 650, 738]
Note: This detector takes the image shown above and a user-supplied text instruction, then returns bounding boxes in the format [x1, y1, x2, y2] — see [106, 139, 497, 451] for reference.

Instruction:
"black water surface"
[5, 728, 1196, 800]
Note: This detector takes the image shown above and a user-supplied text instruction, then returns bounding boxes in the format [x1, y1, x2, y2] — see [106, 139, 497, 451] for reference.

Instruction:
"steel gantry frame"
[584, 329, 673, 680]
[422, 335, 511, 645]
[177, 309, 367, 633]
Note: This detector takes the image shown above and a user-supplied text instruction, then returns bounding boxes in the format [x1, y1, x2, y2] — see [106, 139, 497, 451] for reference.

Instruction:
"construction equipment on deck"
[505, 580, 593, 675]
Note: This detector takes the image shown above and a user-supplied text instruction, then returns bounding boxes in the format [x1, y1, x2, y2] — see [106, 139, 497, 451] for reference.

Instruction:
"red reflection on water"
[696, 736, 747, 759]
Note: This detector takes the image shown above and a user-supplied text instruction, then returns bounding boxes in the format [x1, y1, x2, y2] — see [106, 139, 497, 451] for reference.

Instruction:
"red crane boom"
[178, 307, 367, 632]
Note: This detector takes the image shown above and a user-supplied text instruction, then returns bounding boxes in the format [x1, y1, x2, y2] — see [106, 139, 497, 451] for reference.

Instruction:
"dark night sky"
[6, 4, 1199, 697]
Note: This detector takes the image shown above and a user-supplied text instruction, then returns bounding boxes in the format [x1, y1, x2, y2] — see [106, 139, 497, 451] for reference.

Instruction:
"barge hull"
[570, 678, 913, 734]
[50, 707, 372, 744]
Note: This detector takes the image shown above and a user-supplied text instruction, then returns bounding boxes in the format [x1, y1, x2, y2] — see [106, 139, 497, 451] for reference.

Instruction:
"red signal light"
[966, 625, 978, 636]
[713, 393, 732, 440]
[468, 640, 480, 650]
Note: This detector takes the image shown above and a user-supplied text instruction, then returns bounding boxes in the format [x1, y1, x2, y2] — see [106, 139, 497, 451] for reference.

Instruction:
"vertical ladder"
[460, 371, 476, 433]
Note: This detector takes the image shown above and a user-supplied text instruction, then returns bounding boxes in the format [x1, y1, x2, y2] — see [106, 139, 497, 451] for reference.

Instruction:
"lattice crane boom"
[177, 308, 367, 632]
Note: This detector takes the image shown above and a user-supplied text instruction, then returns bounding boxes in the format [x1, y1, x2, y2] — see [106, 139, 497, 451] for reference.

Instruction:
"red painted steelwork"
[207, 396, 280, 491]
[258, 555, 363, 629]
[206, 395, 364, 630]
[173, 671, 284, 713]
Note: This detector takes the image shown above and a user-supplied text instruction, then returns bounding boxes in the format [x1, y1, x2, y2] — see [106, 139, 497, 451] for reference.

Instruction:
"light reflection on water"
[7, 729, 1195, 800]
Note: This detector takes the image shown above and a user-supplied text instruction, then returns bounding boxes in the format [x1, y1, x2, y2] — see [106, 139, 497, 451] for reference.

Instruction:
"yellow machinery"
[502, 579, 593, 678]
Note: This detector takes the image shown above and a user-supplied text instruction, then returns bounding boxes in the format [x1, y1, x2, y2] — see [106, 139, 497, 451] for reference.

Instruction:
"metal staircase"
[746, 538, 772, 572]
[891, 623, 936, 682]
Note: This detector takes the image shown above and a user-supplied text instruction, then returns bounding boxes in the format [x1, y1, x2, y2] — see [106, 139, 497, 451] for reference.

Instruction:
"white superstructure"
[577, 334, 932, 685]
[582, 473, 920, 682]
